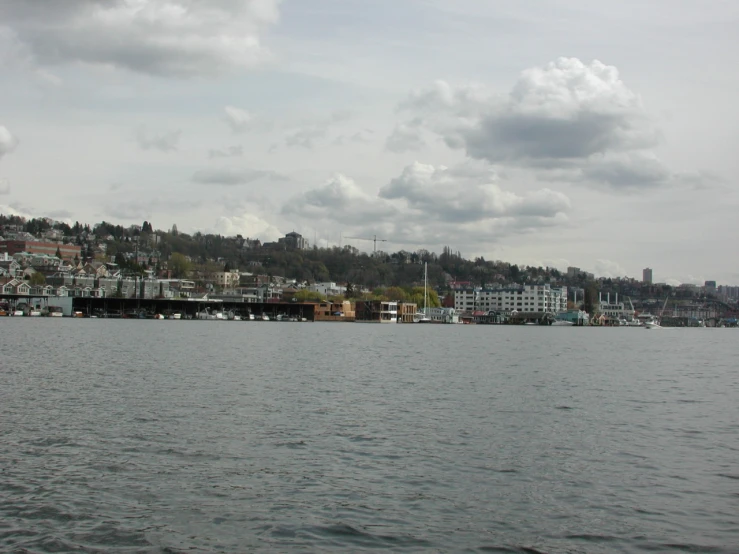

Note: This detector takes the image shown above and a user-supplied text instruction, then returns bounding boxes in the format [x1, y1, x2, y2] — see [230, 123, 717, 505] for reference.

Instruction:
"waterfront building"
[355, 300, 398, 322]
[426, 307, 459, 324]
[598, 293, 635, 321]
[454, 284, 567, 315]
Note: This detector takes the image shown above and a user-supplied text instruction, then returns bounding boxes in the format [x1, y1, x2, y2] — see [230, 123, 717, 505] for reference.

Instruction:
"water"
[1, 320, 737, 553]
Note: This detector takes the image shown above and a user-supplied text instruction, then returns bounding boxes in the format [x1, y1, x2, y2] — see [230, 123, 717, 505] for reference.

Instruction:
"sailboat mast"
[424, 262, 428, 313]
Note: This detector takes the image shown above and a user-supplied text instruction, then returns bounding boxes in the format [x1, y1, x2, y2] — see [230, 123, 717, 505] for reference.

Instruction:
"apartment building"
[454, 284, 567, 314]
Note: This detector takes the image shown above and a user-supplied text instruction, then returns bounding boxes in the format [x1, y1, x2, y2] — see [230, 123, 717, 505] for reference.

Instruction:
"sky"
[0, 0, 737, 285]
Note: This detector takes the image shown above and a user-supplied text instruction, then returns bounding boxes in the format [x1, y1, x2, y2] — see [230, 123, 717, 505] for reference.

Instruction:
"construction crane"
[344, 235, 388, 254]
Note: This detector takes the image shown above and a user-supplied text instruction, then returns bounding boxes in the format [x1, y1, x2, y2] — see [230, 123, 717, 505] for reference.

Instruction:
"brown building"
[313, 301, 355, 322]
[398, 302, 418, 323]
[0, 240, 81, 261]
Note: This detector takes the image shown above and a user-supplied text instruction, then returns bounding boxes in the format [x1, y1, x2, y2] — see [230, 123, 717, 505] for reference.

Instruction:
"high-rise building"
[642, 268, 653, 284]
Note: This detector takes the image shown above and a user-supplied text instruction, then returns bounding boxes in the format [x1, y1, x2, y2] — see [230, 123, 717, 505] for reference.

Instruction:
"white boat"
[551, 319, 574, 326]
[261, 314, 270, 321]
[197, 308, 224, 320]
[47, 306, 64, 317]
[171, 313, 182, 320]
[12, 309, 24, 316]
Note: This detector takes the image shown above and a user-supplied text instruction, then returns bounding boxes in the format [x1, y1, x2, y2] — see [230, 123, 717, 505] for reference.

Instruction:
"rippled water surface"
[1, 320, 738, 553]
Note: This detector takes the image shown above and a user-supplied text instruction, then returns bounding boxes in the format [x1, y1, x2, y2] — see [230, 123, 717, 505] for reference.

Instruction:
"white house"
[308, 282, 346, 297]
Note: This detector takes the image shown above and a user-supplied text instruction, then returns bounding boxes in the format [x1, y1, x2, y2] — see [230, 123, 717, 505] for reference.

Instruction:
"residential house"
[31, 285, 54, 296]
[0, 259, 20, 278]
[308, 282, 346, 297]
[13, 281, 31, 295]
[2, 278, 22, 294]
[213, 270, 240, 289]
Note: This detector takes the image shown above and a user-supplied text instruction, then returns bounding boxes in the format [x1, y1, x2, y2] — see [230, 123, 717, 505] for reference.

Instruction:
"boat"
[644, 297, 669, 329]
[261, 313, 270, 321]
[551, 319, 574, 326]
[46, 306, 64, 317]
[24, 306, 42, 317]
[416, 262, 432, 323]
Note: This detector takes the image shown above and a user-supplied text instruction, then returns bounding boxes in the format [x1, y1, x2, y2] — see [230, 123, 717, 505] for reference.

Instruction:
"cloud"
[283, 173, 395, 226]
[0, 202, 34, 220]
[224, 106, 254, 133]
[282, 161, 571, 248]
[104, 197, 199, 221]
[379, 161, 570, 222]
[0, 0, 281, 77]
[277, 111, 353, 150]
[593, 259, 627, 278]
[135, 126, 180, 152]
[45, 209, 74, 220]
[0, 125, 19, 159]
[393, 58, 682, 191]
[334, 129, 374, 145]
[192, 167, 287, 186]
[211, 213, 281, 241]
[209, 145, 244, 159]
[385, 119, 426, 153]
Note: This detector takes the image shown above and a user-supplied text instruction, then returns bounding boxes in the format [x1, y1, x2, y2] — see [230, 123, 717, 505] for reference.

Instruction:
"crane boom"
[344, 234, 388, 253]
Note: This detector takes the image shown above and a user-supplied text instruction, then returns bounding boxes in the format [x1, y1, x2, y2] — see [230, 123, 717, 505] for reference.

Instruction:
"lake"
[1, 320, 737, 552]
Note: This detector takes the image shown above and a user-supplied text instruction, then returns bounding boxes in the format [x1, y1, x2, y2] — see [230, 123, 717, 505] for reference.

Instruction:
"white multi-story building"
[598, 293, 635, 320]
[454, 285, 567, 314]
[308, 282, 346, 297]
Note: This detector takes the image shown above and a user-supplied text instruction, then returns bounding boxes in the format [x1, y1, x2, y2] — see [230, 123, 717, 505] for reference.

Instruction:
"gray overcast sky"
[1, 0, 737, 284]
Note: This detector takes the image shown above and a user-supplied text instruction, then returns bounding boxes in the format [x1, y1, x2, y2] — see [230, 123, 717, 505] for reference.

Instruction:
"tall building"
[277, 232, 308, 250]
[704, 281, 717, 295]
[642, 268, 653, 284]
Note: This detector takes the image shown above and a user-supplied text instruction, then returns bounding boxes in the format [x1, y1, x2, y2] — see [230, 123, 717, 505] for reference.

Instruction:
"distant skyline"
[1, 0, 737, 285]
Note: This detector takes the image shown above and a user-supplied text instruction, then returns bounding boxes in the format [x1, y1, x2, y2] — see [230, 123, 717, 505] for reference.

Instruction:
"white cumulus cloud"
[391, 58, 698, 191]
[212, 213, 281, 241]
[282, 161, 571, 249]
[0, 0, 281, 77]
[0, 126, 19, 160]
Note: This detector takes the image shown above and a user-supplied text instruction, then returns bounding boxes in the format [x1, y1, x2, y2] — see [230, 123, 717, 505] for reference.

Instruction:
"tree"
[583, 284, 599, 315]
[29, 271, 46, 285]
[169, 252, 191, 278]
[292, 290, 326, 302]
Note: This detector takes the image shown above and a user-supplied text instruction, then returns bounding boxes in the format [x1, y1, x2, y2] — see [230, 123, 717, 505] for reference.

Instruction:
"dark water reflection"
[1, 320, 737, 552]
